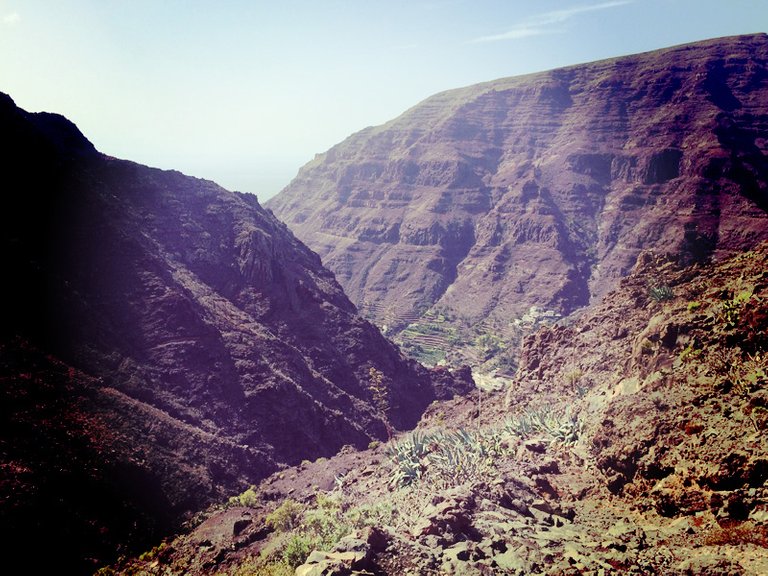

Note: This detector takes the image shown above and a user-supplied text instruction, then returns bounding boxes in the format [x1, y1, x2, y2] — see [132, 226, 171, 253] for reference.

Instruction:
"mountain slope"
[112, 241, 768, 576]
[268, 34, 768, 369]
[0, 93, 470, 574]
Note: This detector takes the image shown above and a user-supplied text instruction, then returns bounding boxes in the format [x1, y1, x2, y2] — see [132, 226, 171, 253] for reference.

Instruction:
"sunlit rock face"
[269, 34, 768, 366]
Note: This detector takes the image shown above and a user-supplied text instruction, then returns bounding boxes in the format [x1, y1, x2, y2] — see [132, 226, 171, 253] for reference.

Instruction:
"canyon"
[2, 33, 768, 576]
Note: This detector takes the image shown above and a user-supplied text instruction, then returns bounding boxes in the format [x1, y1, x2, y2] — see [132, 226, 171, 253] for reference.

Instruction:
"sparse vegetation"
[138, 542, 167, 563]
[749, 405, 768, 432]
[222, 492, 394, 574]
[103, 242, 768, 576]
[703, 520, 768, 547]
[368, 367, 393, 440]
[385, 428, 501, 489]
[266, 499, 303, 532]
[641, 338, 655, 353]
[708, 346, 767, 398]
[228, 485, 260, 508]
[221, 558, 294, 576]
[678, 342, 701, 364]
[648, 283, 674, 302]
[564, 368, 589, 396]
[719, 288, 753, 330]
[730, 354, 767, 398]
[505, 406, 582, 445]
[565, 368, 583, 388]
[383, 417, 592, 490]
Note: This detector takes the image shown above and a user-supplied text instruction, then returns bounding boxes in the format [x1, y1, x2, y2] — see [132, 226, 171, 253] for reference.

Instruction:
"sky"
[1, 1, 767, 200]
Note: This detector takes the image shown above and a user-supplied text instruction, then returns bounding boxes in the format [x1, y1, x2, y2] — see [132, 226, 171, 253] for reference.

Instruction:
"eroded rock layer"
[269, 34, 768, 368]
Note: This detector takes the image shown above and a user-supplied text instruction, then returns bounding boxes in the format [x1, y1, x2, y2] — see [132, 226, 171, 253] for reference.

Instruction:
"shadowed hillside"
[0, 93, 470, 574]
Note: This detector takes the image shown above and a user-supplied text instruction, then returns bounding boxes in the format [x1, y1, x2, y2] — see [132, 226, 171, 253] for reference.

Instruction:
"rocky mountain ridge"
[268, 33, 768, 370]
[0, 93, 470, 574]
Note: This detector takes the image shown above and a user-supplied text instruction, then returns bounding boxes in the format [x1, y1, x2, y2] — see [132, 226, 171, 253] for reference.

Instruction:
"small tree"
[368, 367, 393, 441]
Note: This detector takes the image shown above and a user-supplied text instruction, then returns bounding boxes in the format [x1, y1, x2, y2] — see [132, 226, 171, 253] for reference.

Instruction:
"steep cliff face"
[0, 93, 470, 574]
[268, 34, 768, 368]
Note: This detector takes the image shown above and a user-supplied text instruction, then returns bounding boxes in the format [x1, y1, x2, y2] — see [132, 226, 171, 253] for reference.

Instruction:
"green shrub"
[720, 289, 753, 330]
[565, 369, 583, 388]
[266, 499, 303, 532]
[222, 556, 295, 576]
[732, 363, 766, 398]
[710, 347, 767, 397]
[246, 494, 361, 573]
[282, 534, 315, 568]
[228, 486, 260, 508]
[721, 299, 741, 330]
[346, 501, 393, 529]
[138, 542, 166, 562]
[679, 343, 701, 363]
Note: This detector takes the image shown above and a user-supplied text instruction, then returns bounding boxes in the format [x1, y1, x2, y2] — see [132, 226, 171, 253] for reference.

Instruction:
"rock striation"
[268, 34, 768, 368]
[0, 93, 470, 574]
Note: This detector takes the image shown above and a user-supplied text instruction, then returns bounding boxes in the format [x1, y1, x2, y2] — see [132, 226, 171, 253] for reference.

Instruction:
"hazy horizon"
[1, 0, 766, 200]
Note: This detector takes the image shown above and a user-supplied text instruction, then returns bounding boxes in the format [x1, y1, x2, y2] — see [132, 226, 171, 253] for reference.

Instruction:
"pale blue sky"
[1, 1, 766, 199]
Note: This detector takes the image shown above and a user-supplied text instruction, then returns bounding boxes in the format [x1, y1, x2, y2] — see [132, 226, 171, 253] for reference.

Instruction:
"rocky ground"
[105, 244, 768, 575]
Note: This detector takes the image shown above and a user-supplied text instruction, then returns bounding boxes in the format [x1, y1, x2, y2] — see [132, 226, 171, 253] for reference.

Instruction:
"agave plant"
[505, 406, 582, 446]
[385, 430, 435, 487]
[387, 426, 517, 489]
[648, 284, 674, 302]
